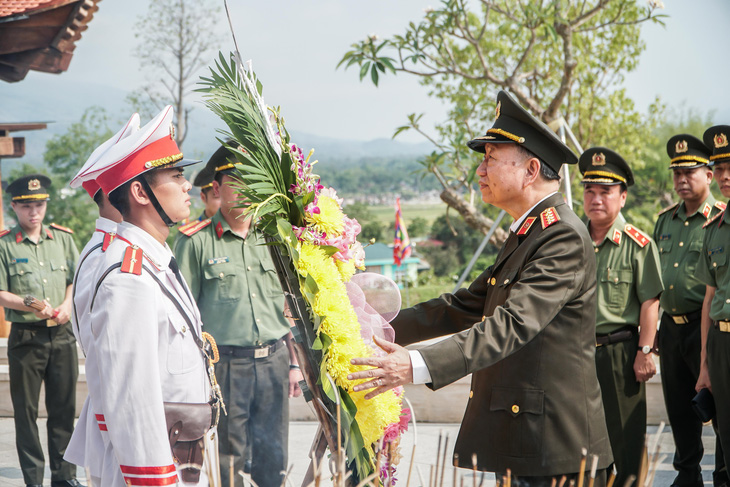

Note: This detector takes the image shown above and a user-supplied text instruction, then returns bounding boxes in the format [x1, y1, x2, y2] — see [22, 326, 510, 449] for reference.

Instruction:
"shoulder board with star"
[540, 207, 560, 230]
[703, 210, 724, 229]
[656, 202, 678, 217]
[178, 218, 212, 237]
[50, 223, 74, 234]
[120, 245, 143, 275]
[0, 229, 10, 239]
[623, 224, 650, 248]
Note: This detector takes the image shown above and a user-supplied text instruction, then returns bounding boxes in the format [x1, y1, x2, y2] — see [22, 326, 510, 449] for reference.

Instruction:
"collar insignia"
[675, 139, 688, 153]
[703, 202, 712, 218]
[715, 133, 728, 149]
[28, 179, 40, 191]
[612, 229, 622, 245]
[215, 221, 224, 239]
[592, 152, 606, 166]
[495, 101, 501, 119]
[15, 231, 22, 244]
[516, 217, 536, 236]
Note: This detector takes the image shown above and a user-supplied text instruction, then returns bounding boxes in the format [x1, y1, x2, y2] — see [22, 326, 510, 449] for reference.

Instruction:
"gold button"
[511, 404, 520, 414]
[660, 248, 663, 252]
[490, 278, 496, 285]
[672, 308, 677, 312]
[181, 326, 187, 333]
[726, 299, 730, 304]
[503, 279, 510, 285]
[713, 262, 718, 268]
[39, 262, 44, 266]
[219, 272, 224, 278]
[684, 221, 689, 226]
[614, 277, 618, 283]
[256, 318, 261, 323]
[247, 266, 251, 271]
[595, 248, 599, 253]
[669, 285, 674, 290]
[481, 315, 487, 321]
[19, 270, 24, 275]
[469, 391, 473, 398]
[251, 293, 256, 298]
[679, 242, 684, 247]
[673, 263, 679, 268]
[43, 278, 47, 283]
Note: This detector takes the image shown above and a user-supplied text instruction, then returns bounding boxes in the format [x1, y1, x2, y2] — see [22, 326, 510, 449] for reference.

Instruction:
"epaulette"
[0, 229, 10, 239]
[540, 207, 560, 230]
[50, 223, 74, 234]
[624, 224, 650, 248]
[178, 219, 211, 237]
[120, 245, 143, 275]
[657, 202, 678, 217]
[715, 201, 727, 211]
[704, 210, 724, 229]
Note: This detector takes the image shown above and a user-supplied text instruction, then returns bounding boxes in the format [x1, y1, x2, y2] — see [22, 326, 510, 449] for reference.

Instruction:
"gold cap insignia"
[715, 133, 728, 149]
[495, 101, 501, 119]
[675, 140, 688, 154]
[592, 152, 606, 166]
[28, 179, 41, 191]
[169, 122, 176, 141]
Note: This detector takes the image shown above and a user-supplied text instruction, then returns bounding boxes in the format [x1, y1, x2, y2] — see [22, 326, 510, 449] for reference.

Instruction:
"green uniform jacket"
[696, 206, 730, 320]
[0, 223, 78, 323]
[392, 193, 612, 476]
[653, 198, 724, 315]
[173, 210, 289, 346]
[591, 215, 663, 334]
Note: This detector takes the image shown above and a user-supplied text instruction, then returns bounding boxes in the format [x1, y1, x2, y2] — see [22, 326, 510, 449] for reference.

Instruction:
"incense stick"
[587, 454, 598, 487]
[577, 448, 587, 487]
[439, 436, 449, 487]
[471, 454, 477, 487]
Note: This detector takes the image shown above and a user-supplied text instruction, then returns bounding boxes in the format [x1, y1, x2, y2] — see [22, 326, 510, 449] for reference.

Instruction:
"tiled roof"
[0, 0, 74, 18]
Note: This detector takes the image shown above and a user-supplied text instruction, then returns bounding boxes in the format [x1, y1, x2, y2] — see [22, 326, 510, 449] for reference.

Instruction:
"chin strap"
[138, 175, 176, 227]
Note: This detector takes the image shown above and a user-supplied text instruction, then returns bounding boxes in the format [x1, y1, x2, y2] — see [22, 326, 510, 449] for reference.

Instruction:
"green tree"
[340, 0, 666, 246]
[360, 221, 385, 242]
[408, 216, 429, 238]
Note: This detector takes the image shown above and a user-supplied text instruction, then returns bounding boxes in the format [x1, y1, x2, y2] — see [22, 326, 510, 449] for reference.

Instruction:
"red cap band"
[81, 180, 100, 198]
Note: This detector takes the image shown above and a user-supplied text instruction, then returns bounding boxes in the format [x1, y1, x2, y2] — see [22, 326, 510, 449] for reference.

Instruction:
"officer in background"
[581, 148, 663, 487]
[175, 143, 303, 487]
[193, 162, 220, 221]
[697, 125, 730, 482]
[653, 135, 727, 487]
[0, 174, 81, 487]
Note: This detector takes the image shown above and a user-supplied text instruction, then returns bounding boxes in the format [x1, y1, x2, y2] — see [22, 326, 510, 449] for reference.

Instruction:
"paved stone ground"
[0, 420, 721, 486]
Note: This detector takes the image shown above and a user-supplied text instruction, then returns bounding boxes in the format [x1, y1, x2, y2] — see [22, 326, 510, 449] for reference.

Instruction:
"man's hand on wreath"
[348, 335, 413, 399]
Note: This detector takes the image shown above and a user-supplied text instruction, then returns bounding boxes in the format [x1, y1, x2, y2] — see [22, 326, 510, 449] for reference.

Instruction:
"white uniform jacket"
[65, 222, 211, 487]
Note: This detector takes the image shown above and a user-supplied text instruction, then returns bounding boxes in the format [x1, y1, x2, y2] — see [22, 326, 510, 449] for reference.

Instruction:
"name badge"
[658, 234, 671, 241]
[208, 256, 230, 265]
[10, 258, 28, 264]
[708, 247, 724, 256]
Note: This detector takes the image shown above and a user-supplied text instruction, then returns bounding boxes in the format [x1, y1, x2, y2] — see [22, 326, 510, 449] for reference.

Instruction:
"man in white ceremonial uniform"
[64, 113, 136, 481]
[63, 106, 219, 487]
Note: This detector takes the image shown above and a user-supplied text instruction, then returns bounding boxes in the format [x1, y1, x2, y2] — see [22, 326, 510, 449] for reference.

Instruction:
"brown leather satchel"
[164, 402, 212, 483]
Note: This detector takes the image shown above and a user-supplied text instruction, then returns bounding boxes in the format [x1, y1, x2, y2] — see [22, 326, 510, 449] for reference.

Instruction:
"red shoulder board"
[178, 219, 211, 237]
[540, 207, 560, 230]
[0, 229, 10, 239]
[120, 245, 143, 275]
[516, 217, 536, 236]
[657, 202, 678, 217]
[704, 210, 724, 229]
[102, 232, 116, 252]
[702, 202, 712, 219]
[50, 223, 74, 234]
[716, 201, 727, 211]
[624, 224, 649, 248]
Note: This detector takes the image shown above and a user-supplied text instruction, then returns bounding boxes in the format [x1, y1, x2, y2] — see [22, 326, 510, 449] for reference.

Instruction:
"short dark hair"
[93, 189, 103, 208]
[517, 145, 561, 182]
[108, 170, 161, 218]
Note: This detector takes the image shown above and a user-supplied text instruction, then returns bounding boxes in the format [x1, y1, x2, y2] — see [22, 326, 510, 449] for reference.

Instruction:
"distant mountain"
[0, 76, 432, 173]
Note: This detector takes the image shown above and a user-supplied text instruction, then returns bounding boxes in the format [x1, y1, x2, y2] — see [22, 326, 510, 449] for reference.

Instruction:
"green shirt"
[589, 214, 664, 334]
[653, 196, 723, 315]
[696, 204, 730, 320]
[174, 210, 290, 347]
[0, 223, 79, 323]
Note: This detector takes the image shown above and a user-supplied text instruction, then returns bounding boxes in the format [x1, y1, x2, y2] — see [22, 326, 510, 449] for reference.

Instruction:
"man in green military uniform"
[348, 91, 613, 486]
[0, 174, 81, 487]
[581, 148, 664, 487]
[654, 135, 727, 487]
[192, 160, 220, 221]
[696, 125, 730, 480]
[174, 144, 303, 487]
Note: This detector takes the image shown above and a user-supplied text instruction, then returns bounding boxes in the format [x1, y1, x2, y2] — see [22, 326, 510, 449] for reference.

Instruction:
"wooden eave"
[0, 0, 101, 82]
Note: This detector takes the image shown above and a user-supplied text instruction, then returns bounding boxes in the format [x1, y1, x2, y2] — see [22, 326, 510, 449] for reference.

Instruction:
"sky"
[1, 0, 729, 150]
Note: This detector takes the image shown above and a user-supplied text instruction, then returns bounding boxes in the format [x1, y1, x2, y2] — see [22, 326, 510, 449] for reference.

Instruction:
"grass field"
[369, 202, 448, 226]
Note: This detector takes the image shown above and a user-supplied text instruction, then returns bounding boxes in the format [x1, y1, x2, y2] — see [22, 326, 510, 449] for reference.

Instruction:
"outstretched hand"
[347, 335, 414, 400]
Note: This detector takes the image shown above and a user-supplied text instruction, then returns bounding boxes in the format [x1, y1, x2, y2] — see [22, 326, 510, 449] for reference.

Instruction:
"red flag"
[393, 198, 412, 267]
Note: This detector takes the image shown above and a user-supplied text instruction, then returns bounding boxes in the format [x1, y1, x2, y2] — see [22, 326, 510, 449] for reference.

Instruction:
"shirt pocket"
[50, 259, 69, 289]
[684, 240, 703, 275]
[261, 259, 283, 298]
[203, 262, 240, 302]
[601, 268, 633, 311]
[658, 240, 673, 255]
[8, 262, 36, 295]
[166, 313, 200, 375]
[709, 251, 727, 282]
[489, 387, 544, 457]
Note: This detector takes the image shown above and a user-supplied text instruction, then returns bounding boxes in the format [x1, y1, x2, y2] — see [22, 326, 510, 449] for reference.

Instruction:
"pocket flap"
[203, 263, 237, 280]
[490, 387, 544, 417]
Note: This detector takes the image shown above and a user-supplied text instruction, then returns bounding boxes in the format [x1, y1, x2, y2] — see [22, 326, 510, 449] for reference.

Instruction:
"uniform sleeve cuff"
[409, 350, 432, 384]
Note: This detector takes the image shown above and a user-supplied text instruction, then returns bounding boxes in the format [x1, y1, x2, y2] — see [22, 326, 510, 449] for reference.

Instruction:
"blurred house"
[363, 242, 420, 287]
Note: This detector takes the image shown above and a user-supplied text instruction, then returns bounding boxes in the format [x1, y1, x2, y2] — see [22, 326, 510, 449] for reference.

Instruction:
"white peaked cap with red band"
[72, 105, 197, 195]
[70, 112, 142, 197]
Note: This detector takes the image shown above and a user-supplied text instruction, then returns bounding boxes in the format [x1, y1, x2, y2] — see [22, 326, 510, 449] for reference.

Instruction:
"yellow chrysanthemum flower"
[306, 196, 345, 236]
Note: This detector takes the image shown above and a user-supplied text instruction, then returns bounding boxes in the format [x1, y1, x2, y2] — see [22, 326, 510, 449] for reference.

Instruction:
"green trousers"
[708, 323, 730, 480]
[7, 322, 78, 485]
[595, 334, 646, 487]
[216, 344, 289, 487]
[660, 313, 727, 487]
